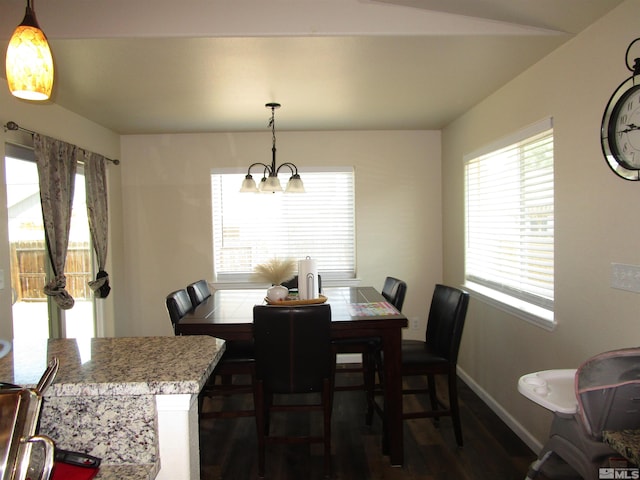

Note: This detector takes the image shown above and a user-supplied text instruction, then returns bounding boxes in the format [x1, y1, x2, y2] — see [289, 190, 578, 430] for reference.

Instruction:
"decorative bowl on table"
[266, 285, 289, 302]
[265, 294, 328, 306]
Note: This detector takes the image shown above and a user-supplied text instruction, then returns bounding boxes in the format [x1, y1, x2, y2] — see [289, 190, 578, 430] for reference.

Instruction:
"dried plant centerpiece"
[253, 258, 296, 302]
[252, 257, 296, 285]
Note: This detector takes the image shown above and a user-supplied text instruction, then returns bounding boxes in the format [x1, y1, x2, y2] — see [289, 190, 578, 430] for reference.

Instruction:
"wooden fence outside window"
[10, 240, 92, 302]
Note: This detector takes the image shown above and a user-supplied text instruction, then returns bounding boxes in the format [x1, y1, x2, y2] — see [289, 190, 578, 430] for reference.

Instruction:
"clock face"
[601, 77, 640, 180]
[608, 84, 640, 169]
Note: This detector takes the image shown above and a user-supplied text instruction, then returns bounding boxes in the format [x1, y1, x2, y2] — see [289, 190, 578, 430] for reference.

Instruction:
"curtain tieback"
[89, 270, 111, 298]
[44, 275, 75, 310]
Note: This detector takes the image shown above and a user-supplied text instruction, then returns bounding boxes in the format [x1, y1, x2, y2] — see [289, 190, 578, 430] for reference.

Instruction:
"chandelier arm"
[275, 162, 299, 175]
[246, 162, 272, 176]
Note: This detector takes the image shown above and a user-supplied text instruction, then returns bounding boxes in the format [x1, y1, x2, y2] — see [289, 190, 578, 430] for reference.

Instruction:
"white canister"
[298, 257, 318, 300]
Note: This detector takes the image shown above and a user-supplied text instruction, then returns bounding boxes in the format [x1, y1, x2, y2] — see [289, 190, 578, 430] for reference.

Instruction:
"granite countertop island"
[0, 336, 225, 480]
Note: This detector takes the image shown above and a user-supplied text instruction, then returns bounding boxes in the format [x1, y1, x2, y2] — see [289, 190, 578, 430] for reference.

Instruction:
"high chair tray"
[518, 369, 578, 414]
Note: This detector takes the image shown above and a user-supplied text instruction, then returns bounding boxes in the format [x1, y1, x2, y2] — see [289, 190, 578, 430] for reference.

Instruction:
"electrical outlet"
[410, 317, 420, 331]
[611, 263, 640, 293]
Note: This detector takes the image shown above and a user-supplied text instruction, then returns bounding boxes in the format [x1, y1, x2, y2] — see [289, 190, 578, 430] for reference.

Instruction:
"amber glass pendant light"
[5, 0, 54, 101]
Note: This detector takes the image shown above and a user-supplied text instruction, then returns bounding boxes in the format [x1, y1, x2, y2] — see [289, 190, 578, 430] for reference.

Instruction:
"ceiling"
[0, 0, 626, 134]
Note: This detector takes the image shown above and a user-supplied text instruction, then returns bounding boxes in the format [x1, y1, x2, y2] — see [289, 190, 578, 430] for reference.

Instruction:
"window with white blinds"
[464, 119, 554, 325]
[211, 168, 355, 282]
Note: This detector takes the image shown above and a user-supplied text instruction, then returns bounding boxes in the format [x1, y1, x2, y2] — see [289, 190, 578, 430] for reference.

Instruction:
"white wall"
[0, 84, 122, 339]
[442, 0, 640, 449]
[119, 130, 442, 337]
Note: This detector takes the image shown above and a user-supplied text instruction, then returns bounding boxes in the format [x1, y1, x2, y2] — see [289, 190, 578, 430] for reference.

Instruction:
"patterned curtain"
[83, 151, 111, 298]
[34, 134, 78, 310]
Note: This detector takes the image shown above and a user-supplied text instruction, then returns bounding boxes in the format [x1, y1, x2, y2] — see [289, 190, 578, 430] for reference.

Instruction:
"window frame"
[463, 118, 555, 331]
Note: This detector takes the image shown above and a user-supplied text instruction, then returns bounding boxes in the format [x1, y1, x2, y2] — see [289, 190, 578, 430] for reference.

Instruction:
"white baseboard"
[456, 367, 543, 454]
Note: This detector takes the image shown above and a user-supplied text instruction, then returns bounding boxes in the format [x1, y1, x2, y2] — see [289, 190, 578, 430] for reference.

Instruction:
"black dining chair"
[186, 279, 211, 307]
[381, 276, 407, 312]
[165, 287, 256, 420]
[333, 277, 407, 425]
[252, 304, 335, 478]
[375, 283, 469, 447]
[165, 288, 193, 334]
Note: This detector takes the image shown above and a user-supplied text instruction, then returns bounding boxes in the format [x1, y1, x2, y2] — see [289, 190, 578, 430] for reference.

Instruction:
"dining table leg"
[381, 328, 404, 466]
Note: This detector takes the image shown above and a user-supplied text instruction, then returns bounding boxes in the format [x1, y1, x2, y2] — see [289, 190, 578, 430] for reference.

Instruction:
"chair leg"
[265, 392, 273, 436]
[323, 379, 333, 478]
[448, 373, 463, 447]
[255, 380, 266, 478]
[427, 374, 439, 424]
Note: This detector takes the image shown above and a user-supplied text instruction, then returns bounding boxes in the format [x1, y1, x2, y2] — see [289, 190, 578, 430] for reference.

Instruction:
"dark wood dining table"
[175, 286, 408, 466]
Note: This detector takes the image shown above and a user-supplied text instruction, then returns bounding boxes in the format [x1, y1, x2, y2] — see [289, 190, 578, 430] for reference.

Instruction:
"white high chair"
[518, 348, 640, 480]
[518, 369, 615, 480]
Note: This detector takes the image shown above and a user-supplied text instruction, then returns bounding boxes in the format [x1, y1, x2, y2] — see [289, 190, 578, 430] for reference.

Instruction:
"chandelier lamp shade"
[5, 0, 54, 101]
[240, 103, 305, 194]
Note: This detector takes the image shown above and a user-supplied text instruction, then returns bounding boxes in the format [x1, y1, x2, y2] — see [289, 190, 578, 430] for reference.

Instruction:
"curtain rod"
[3, 121, 120, 165]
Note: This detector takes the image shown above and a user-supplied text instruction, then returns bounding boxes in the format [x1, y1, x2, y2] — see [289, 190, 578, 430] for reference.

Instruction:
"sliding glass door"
[5, 145, 96, 340]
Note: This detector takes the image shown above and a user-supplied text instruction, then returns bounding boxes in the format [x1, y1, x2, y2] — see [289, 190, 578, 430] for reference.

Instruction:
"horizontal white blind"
[465, 124, 554, 310]
[212, 169, 355, 281]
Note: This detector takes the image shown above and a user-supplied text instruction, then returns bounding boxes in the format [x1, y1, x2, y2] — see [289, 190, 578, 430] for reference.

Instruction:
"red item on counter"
[50, 462, 99, 480]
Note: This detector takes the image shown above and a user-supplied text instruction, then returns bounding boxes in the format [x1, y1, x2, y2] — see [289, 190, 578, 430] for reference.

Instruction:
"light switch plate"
[611, 263, 640, 293]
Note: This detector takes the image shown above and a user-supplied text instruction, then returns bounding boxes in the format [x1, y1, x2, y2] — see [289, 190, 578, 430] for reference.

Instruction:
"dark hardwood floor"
[199, 368, 544, 480]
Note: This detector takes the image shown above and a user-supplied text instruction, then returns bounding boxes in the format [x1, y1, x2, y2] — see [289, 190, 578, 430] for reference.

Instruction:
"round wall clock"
[601, 39, 640, 181]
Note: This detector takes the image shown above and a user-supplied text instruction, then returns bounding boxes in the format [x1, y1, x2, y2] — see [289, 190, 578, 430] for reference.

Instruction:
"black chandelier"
[240, 103, 305, 193]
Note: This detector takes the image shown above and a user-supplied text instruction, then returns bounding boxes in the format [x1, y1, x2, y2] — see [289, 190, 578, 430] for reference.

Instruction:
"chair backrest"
[253, 304, 333, 394]
[187, 279, 211, 307]
[381, 277, 407, 312]
[424, 284, 469, 363]
[281, 275, 322, 294]
[166, 289, 194, 331]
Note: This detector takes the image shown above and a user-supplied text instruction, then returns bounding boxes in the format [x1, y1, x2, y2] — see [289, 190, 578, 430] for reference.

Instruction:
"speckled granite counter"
[0, 336, 225, 480]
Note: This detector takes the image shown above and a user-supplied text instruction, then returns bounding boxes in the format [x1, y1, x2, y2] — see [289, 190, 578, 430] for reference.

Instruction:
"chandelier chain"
[269, 106, 277, 150]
